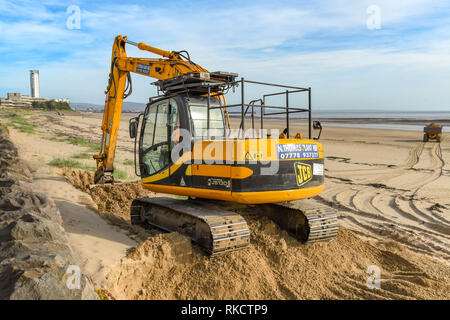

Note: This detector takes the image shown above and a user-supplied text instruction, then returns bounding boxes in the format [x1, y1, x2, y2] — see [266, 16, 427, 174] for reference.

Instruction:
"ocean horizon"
[226, 109, 449, 132]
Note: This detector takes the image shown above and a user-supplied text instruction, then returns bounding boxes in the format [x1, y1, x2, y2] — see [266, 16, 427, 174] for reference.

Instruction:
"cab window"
[140, 98, 179, 176]
[189, 98, 225, 137]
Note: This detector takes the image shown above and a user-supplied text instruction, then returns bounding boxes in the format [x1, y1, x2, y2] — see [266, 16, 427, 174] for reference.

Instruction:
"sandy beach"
[1, 109, 449, 299]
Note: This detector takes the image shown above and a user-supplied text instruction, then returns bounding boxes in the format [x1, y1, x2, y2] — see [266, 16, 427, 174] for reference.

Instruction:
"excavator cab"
[132, 94, 226, 179]
[127, 74, 327, 205]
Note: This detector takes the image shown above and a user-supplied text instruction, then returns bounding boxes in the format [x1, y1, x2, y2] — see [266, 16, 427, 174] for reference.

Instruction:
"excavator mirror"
[313, 121, 322, 140]
[129, 117, 139, 139]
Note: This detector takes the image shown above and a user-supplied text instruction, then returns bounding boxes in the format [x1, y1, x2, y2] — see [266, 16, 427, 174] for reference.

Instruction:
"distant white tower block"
[30, 70, 40, 98]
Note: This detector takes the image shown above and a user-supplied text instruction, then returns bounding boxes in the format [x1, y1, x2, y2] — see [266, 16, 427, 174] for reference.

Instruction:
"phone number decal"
[277, 143, 319, 159]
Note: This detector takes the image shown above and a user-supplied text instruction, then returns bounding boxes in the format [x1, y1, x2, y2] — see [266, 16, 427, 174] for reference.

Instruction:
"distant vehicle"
[423, 123, 442, 142]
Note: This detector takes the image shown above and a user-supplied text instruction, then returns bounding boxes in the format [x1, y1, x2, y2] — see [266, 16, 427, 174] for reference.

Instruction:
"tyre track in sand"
[319, 141, 450, 260]
[392, 143, 448, 228]
[409, 143, 447, 222]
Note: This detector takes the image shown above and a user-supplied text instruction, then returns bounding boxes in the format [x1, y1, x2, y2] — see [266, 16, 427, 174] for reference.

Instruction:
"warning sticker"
[313, 163, 324, 176]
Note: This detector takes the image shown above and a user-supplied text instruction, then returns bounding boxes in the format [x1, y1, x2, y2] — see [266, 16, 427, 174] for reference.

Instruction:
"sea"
[313, 110, 450, 132]
[228, 110, 450, 132]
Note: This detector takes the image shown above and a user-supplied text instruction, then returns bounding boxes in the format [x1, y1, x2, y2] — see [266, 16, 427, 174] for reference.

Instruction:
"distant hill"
[122, 101, 147, 111]
[70, 101, 147, 112]
[70, 102, 103, 111]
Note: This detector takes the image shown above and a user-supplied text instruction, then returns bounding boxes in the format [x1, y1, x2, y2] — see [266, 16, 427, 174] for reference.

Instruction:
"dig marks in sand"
[320, 141, 450, 262]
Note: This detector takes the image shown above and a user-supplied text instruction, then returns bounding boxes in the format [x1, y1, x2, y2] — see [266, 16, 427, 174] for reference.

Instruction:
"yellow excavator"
[93, 35, 338, 256]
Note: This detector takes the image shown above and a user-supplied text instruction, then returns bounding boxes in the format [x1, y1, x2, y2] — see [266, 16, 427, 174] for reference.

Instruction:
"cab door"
[139, 98, 181, 184]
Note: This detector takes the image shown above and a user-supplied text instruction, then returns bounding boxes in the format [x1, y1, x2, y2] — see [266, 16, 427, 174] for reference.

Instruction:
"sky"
[0, 0, 449, 110]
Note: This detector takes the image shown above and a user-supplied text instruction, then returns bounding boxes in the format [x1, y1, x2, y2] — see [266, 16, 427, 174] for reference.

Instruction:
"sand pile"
[63, 168, 450, 300]
[61, 169, 153, 222]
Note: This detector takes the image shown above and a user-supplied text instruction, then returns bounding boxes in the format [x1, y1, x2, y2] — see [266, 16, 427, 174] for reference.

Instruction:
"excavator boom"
[94, 35, 210, 183]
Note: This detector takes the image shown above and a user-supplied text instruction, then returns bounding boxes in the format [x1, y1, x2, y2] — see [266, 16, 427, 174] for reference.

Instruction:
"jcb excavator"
[93, 35, 338, 256]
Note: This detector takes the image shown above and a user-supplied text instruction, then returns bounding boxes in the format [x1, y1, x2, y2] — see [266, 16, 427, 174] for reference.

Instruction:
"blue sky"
[0, 0, 449, 110]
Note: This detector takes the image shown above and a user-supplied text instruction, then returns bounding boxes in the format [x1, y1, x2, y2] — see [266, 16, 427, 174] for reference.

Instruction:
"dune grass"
[0, 111, 37, 134]
[67, 137, 99, 150]
[0, 122, 9, 134]
[48, 157, 95, 171]
[71, 152, 93, 160]
[113, 168, 129, 180]
[122, 159, 135, 166]
[47, 136, 98, 151]
[49, 157, 129, 180]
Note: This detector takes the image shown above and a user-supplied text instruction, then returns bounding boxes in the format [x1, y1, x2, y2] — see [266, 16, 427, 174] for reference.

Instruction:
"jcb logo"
[294, 162, 312, 186]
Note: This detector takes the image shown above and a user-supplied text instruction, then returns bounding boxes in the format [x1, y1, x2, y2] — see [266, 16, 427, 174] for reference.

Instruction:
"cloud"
[0, 0, 449, 109]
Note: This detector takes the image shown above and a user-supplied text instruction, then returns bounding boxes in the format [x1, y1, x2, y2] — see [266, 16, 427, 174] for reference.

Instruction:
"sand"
[23, 174, 138, 288]
[3, 110, 449, 299]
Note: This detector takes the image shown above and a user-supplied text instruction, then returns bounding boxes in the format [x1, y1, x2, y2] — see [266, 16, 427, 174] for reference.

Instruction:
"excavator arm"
[93, 35, 211, 184]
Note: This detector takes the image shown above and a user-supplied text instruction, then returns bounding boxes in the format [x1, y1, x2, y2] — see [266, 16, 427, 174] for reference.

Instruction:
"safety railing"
[206, 78, 312, 139]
